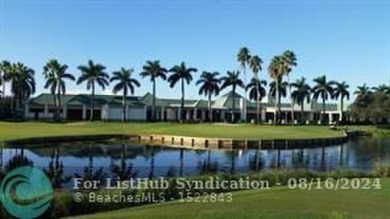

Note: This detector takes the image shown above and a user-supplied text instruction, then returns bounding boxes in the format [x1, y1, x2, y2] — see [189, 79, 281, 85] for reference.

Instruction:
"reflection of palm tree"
[249, 150, 263, 171]
[111, 144, 137, 181]
[148, 147, 155, 179]
[179, 149, 184, 176]
[5, 149, 33, 172]
[74, 144, 107, 188]
[223, 150, 239, 174]
[44, 147, 71, 189]
[197, 150, 219, 174]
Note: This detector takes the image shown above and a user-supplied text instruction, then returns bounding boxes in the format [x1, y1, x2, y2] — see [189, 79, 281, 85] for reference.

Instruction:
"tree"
[269, 77, 288, 108]
[352, 84, 372, 122]
[282, 50, 297, 124]
[168, 62, 197, 122]
[268, 56, 287, 124]
[220, 71, 244, 123]
[110, 68, 141, 122]
[291, 77, 311, 123]
[196, 71, 220, 122]
[43, 59, 75, 121]
[237, 47, 251, 122]
[249, 55, 263, 123]
[8, 63, 36, 114]
[312, 75, 335, 123]
[372, 84, 390, 95]
[332, 81, 350, 122]
[77, 60, 109, 121]
[0, 60, 11, 98]
[140, 60, 167, 122]
[246, 77, 267, 122]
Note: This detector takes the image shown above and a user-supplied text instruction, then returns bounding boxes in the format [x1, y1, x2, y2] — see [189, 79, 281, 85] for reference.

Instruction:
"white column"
[240, 98, 247, 122]
[261, 108, 266, 122]
[193, 108, 197, 120]
[177, 108, 181, 121]
[143, 105, 147, 121]
[161, 106, 165, 121]
[82, 105, 87, 120]
[43, 104, 49, 119]
[186, 110, 191, 121]
[63, 105, 67, 120]
[102, 104, 108, 120]
[201, 109, 206, 122]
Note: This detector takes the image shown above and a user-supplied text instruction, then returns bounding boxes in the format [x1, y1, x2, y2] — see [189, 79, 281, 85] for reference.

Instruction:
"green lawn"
[75, 178, 390, 219]
[0, 121, 347, 143]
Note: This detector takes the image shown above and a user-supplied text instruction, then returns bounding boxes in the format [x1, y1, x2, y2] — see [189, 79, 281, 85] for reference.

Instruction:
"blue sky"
[1, 0, 389, 102]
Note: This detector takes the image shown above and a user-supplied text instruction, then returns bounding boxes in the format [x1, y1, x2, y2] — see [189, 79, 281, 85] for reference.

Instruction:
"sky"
[1, 0, 389, 103]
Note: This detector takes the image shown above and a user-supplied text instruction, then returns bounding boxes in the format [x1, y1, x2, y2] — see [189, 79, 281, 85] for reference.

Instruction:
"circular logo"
[0, 166, 53, 218]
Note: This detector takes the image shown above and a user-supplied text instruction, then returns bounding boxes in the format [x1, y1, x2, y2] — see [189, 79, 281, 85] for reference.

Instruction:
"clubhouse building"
[25, 92, 349, 124]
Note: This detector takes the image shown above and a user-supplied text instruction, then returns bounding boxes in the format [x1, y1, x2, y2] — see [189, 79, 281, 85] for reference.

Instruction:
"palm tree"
[237, 47, 251, 122]
[220, 71, 244, 123]
[291, 77, 311, 123]
[110, 68, 141, 122]
[372, 84, 390, 95]
[8, 63, 35, 113]
[140, 60, 167, 122]
[168, 62, 197, 122]
[354, 83, 372, 97]
[246, 78, 267, 122]
[43, 59, 75, 121]
[269, 77, 288, 112]
[77, 60, 109, 121]
[332, 81, 350, 122]
[312, 75, 335, 123]
[196, 71, 220, 122]
[282, 50, 297, 124]
[0, 60, 11, 98]
[268, 56, 287, 124]
[249, 55, 263, 123]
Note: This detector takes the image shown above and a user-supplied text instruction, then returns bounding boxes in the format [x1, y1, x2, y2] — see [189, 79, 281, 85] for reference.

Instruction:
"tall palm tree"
[196, 71, 220, 122]
[237, 47, 251, 122]
[249, 55, 263, 123]
[246, 78, 267, 122]
[332, 81, 350, 122]
[220, 71, 244, 123]
[0, 60, 11, 98]
[291, 77, 311, 123]
[110, 68, 141, 122]
[282, 50, 297, 124]
[77, 60, 109, 121]
[269, 77, 288, 105]
[312, 75, 335, 123]
[168, 62, 197, 122]
[43, 59, 75, 121]
[140, 60, 167, 122]
[268, 56, 287, 124]
[8, 63, 36, 113]
[354, 83, 372, 97]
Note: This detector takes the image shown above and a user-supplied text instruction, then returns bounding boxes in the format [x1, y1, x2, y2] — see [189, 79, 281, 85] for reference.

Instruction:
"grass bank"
[75, 178, 390, 219]
[0, 121, 346, 143]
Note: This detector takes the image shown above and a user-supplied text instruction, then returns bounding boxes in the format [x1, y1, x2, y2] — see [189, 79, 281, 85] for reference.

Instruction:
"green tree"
[372, 84, 390, 95]
[220, 71, 244, 123]
[110, 68, 141, 122]
[268, 56, 287, 124]
[312, 75, 335, 123]
[282, 50, 297, 124]
[237, 47, 251, 122]
[0, 60, 11, 98]
[43, 59, 75, 121]
[168, 62, 197, 122]
[140, 60, 167, 122]
[332, 81, 350, 122]
[351, 84, 372, 122]
[9, 63, 36, 113]
[196, 71, 220, 122]
[77, 60, 109, 121]
[249, 55, 263, 123]
[246, 77, 267, 122]
[291, 77, 311, 123]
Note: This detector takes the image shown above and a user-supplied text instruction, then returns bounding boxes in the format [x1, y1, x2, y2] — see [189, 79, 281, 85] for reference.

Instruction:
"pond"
[0, 137, 389, 189]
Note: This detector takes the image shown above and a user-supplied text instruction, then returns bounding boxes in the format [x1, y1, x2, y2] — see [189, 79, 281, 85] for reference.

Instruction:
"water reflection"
[0, 137, 388, 189]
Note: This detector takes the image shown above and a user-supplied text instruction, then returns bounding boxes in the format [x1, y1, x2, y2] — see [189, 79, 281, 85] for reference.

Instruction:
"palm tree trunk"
[273, 80, 278, 125]
[56, 84, 61, 122]
[122, 88, 126, 123]
[231, 86, 235, 123]
[152, 78, 156, 122]
[208, 93, 212, 122]
[90, 82, 95, 122]
[243, 66, 247, 123]
[180, 78, 185, 123]
[52, 93, 57, 121]
[340, 97, 344, 123]
[322, 95, 325, 124]
[288, 75, 295, 125]
[300, 103, 304, 124]
[256, 78, 260, 124]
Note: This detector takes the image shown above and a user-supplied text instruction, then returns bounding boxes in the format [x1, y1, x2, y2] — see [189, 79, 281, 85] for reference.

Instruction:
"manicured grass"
[0, 121, 346, 142]
[75, 178, 390, 219]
